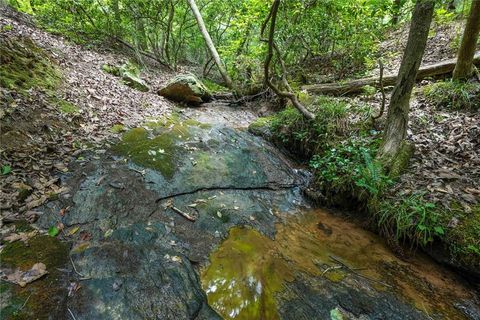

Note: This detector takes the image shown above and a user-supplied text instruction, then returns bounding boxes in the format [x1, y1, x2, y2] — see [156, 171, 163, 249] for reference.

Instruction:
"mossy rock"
[158, 74, 212, 106]
[102, 63, 149, 92]
[248, 116, 273, 139]
[0, 35, 61, 93]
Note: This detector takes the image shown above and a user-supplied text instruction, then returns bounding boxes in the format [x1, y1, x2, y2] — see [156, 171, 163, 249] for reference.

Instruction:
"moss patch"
[442, 204, 480, 269]
[0, 36, 61, 93]
[56, 99, 79, 114]
[113, 116, 196, 179]
[0, 233, 69, 319]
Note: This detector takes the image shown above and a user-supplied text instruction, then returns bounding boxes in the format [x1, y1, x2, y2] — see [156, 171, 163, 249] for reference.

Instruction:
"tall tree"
[452, 0, 480, 80]
[186, 0, 234, 90]
[377, 0, 435, 175]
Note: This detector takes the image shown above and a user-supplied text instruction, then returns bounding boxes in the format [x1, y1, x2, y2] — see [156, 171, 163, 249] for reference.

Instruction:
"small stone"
[112, 279, 123, 291]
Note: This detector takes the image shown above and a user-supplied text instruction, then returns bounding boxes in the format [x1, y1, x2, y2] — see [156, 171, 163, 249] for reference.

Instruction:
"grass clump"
[375, 193, 445, 247]
[424, 80, 480, 111]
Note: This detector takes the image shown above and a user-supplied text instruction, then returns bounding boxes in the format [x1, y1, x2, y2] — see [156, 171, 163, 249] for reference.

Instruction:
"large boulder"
[158, 74, 212, 105]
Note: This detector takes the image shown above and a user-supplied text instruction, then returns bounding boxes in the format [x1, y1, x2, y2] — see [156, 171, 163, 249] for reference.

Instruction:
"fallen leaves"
[3, 230, 38, 243]
[1, 262, 48, 287]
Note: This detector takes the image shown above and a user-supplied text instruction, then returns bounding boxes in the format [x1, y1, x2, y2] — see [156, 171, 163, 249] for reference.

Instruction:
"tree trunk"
[453, 0, 480, 80]
[186, 0, 234, 90]
[377, 0, 435, 172]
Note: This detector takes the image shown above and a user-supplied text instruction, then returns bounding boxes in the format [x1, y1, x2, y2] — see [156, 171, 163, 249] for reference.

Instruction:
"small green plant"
[377, 193, 445, 247]
[57, 99, 79, 114]
[309, 136, 391, 200]
[424, 80, 480, 111]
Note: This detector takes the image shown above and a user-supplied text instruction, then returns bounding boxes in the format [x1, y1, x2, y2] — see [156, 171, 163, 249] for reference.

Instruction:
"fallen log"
[302, 52, 480, 95]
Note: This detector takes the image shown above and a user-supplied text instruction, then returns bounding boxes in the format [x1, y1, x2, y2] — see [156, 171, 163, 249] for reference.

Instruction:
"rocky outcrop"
[158, 74, 212, 105]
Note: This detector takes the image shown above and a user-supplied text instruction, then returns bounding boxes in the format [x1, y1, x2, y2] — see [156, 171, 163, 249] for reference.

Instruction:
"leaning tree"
[377, 0, 435, 176]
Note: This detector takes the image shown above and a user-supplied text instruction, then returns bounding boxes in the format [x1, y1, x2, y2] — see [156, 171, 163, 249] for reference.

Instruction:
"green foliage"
[1, 165, 12, 175]
[9, 0, 394, 90]
[202, 79, 228, 93]
[377, 193, 445, 247]
[424, 80, 480, 111]
[434, 7, 456, 24]
[310, 136, 392, 199]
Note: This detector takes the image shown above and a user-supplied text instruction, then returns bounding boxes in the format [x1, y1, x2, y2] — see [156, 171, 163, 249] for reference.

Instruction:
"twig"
[171, 206, 197, 222]
[19, 292, 32, 310]
[321, 265, 343, 277]
[129, 168, 146, 176]
[329, 255, 392, 288]
[70, 256, 90, 280]
[67, 307, 78, 320]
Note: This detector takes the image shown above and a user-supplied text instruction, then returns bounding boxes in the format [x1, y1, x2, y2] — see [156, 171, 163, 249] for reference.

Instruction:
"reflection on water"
[201, 209, 476, 319]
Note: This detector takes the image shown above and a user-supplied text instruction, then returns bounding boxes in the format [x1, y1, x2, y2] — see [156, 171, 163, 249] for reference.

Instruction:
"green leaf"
[434, 226, 444, 235]
[1, 165, 12, 175]
[48, 226, 59, 237]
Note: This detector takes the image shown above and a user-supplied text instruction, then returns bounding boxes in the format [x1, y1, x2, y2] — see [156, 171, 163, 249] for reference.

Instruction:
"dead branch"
[171, 206, 197, 222]
[329, 255, 392, 288]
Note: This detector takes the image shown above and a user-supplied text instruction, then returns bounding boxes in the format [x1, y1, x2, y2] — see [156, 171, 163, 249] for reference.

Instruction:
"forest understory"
[1, 1, 480, 319]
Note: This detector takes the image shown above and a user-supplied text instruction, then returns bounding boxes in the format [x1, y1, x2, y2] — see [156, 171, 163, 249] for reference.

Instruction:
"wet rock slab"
[2, 119, 478, 319]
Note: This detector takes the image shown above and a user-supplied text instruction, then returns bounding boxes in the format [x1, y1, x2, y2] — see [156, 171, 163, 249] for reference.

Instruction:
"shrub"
[424, 80, 480, 111]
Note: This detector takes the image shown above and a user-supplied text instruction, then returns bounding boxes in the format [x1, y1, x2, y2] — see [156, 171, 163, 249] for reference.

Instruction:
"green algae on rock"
[113, 126, 187, 179]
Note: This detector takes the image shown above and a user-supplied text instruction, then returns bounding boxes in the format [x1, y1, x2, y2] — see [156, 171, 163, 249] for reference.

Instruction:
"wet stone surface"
[2, 117, 479, 319]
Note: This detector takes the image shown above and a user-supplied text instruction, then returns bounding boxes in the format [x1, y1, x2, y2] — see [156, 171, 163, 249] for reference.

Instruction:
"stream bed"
[1, 110, 479, 319]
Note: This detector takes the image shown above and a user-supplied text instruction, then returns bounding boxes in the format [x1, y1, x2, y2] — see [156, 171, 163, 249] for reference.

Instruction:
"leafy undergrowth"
[249, 93, 480, 273]
[423, 80, 480, 111]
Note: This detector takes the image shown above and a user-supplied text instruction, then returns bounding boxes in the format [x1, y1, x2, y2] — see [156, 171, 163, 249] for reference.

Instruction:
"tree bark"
[453, 0, 480, 80]
[302, 53, 480, 95]
[377, 0, 435, 171]
[186, 0, 234, 90]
